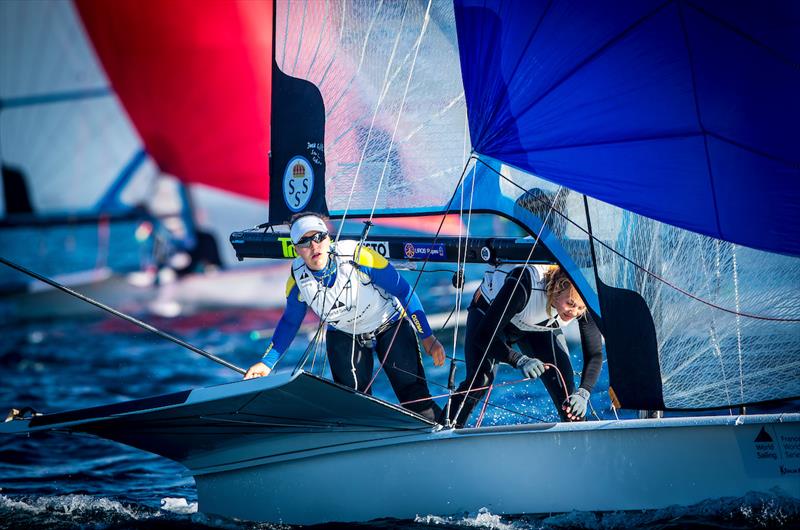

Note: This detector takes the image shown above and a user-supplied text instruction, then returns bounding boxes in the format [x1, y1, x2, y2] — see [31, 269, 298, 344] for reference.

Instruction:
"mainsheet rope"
[451, 186, 564, 426]
[363, 154, 475, 394]
[443, 161, 478, 425]
[476, 158, 800, 323]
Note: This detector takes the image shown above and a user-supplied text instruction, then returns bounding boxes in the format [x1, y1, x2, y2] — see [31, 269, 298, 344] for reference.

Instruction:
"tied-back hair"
[543, 265, 586, 319]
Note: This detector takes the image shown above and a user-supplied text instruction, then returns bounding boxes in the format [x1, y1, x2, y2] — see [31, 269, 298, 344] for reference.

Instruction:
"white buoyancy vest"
[292, 240, 402, 335]
[480, 264, 572, 331]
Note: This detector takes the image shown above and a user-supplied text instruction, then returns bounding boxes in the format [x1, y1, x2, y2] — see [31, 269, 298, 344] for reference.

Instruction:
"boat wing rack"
[229, 228, 568, 265]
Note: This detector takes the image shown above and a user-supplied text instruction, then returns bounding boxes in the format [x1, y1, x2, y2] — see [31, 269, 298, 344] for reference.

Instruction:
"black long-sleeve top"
[475, 266, 604, 392]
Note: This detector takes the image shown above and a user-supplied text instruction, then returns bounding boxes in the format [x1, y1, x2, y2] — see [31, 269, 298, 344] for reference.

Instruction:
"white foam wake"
[160, 497, 198, 514]
[415, 507, 519, 529]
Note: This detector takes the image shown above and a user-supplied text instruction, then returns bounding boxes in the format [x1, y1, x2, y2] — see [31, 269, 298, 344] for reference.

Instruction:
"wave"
[0, 494, 260, 530]
[412, 492, 800, 529]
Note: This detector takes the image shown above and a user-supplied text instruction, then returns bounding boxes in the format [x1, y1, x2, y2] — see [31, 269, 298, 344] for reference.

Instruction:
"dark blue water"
[1, 284, 799, 529]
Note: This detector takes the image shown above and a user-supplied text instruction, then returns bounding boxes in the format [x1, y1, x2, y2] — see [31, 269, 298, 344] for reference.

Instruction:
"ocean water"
[1, 286, 799, 529]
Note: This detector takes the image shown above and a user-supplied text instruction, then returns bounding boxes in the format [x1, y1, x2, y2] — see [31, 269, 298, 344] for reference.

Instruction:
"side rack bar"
[230, 228, 561, 265]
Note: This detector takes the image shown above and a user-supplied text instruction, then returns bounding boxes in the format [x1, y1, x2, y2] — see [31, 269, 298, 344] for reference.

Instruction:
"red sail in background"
[75, 0, 271, 202]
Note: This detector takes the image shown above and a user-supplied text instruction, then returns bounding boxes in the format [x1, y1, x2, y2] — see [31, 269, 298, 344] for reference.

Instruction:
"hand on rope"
[516, 355, 546, 380]
[562, 387, 590, 421]
[421, 335, 446, 367]
[243, 362, 272, 379]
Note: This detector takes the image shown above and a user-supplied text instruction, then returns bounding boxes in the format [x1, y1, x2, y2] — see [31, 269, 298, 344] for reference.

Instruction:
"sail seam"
[325, 0, 383, 118]
[364, 0, 431, 223]
[478, 0, 674, 151]
[303, 0, 329, 79]
[290, 0, 310, 75]
[676, 0, 724, 241]
[476, 157, 800, 323]
[684, 0, 800, 68]
[474, 0, 553, 152]
[315, 0, 344, 90]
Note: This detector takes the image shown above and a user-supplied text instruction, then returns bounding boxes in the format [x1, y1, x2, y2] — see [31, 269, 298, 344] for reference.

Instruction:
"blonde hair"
[543, 265, 586, 318]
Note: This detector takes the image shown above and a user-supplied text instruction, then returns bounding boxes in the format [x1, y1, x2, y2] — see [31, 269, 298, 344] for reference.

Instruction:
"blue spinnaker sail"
[454, 0, 800, 256]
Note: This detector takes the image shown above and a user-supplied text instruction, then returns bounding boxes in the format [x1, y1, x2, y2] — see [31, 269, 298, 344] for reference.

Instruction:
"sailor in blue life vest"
[447, 264, 604, 427]
[244, 212, 445, 422]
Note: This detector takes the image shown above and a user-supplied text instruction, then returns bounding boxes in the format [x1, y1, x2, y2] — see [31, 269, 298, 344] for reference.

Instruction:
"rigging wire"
[312, 1, 425, 393]
[444, 161, 478, 426]
[394, 362, 568, 425]
[363, 154, 476, 394]
[452, 186, 564, 425]
[332, 1, 412, 244]
[338, 0, 432, 374]
[0, 255, 246, 375]
[475, 157, 800, 323]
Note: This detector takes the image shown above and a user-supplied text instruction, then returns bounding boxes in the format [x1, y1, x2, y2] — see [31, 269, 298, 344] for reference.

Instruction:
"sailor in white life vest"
[447, 264, 604, 427]
[244, 212, 445, 422]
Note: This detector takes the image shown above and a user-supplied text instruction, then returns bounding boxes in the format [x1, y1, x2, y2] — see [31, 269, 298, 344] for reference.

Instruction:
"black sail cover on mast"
[268, 62, 328, 225]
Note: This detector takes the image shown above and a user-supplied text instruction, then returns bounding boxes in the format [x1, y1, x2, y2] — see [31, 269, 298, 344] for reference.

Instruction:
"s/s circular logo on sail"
[283, 156, 314, 212]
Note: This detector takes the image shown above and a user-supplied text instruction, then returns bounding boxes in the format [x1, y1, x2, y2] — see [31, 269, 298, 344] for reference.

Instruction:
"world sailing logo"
[283, 156, 314, 212]
[754, 426, 778, 461]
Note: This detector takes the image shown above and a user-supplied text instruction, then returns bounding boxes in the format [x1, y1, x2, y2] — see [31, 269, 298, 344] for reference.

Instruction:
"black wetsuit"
[448, 267, 603, 427]
[326, 319, 442, 422]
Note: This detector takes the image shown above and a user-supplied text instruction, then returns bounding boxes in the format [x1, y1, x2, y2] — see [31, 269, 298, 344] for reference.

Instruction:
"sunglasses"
[294, 232, 329, 248]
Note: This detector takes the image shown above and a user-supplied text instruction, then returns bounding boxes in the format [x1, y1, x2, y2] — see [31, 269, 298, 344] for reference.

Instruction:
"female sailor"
[244, 212, 445, 422]
[448, 264, 603, 427]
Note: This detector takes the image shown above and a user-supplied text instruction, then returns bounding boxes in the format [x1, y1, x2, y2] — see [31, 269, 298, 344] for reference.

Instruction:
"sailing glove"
[517, 355, 545, 380]
[563, 388, 590, 420]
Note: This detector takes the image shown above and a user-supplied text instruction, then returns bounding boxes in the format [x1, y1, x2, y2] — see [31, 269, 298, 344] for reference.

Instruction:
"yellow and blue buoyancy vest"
[292, 240, 403, 335]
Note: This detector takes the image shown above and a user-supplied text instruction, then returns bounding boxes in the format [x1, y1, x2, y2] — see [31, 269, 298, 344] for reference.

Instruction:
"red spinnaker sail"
[75, 0, 271, 202]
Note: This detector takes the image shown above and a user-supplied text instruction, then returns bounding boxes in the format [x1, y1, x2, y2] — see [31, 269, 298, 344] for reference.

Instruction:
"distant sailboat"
[0, 0, 285, 318]
[0, 0, 163, 317]
[2, 0, 798, 524]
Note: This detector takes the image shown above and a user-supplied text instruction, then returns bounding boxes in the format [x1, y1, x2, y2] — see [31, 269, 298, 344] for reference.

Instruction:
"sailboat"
[2, 0, 799, 525]
[0, 0, 164, 318]
[0, 0, 294, 319]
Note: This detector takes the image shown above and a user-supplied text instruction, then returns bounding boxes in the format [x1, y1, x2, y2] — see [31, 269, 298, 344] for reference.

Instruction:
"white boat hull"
[193, 413, 800, 524]
[3, 371, 797, 524]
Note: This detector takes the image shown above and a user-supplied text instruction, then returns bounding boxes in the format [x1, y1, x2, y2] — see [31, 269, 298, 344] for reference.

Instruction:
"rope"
[0, 255, 246, 375]
[397, 362, 569, 425]
[452, 186, 564, 424]
[332, 1, 417, 242]
[444, 161, 478, 426]
[363, 155, 476, 393]
[330, 2, 433, 385]
[475, 385, 493, 428]
[475, 157, 800, 323]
